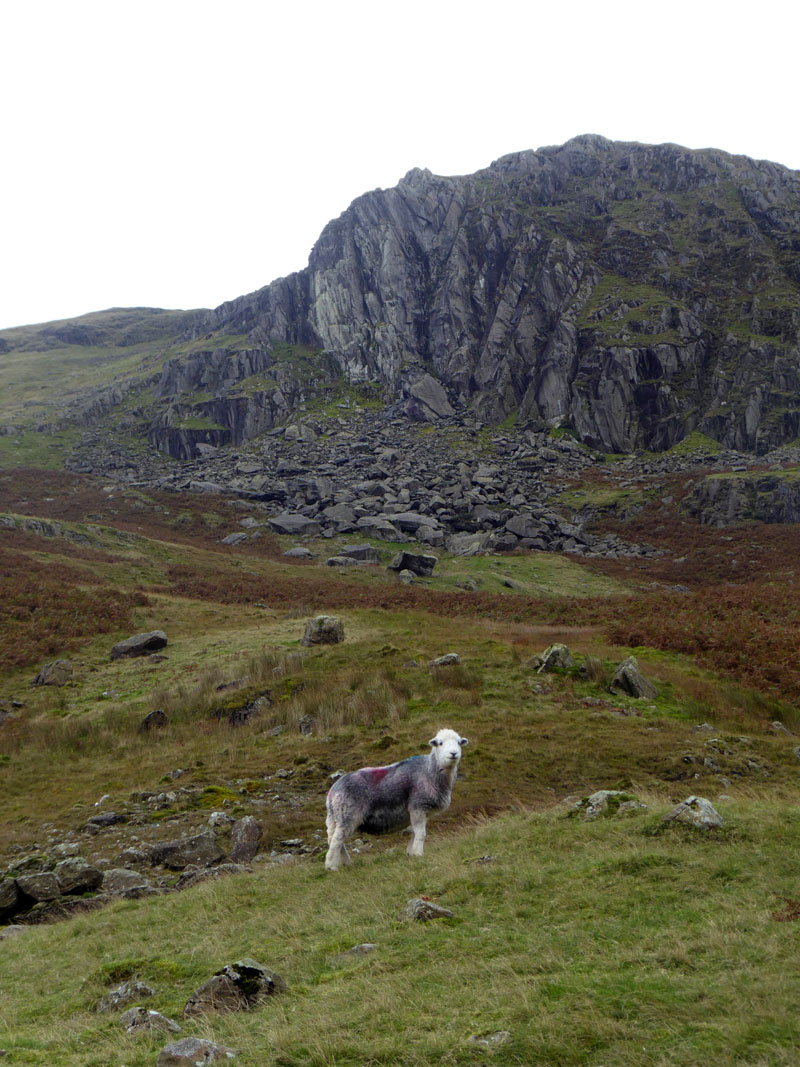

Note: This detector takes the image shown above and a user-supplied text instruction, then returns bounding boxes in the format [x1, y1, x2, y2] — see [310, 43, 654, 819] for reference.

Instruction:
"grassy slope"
[3, 472, 800, 1064]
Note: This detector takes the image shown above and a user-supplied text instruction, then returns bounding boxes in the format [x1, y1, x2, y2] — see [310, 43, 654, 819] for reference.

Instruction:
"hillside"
[2, 134, 800, 1064]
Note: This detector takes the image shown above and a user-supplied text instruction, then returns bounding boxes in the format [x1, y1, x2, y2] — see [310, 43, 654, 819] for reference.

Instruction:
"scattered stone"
[53, 858, 103, 894]
[266, 512, 320, 537]
[15, 871, 61, 902]
[156, 1037, 237, 1066]
[221, 532, 248, 546]
[0, 925, 26, 940]
[468, 1030, 511, 1049]
[326, 555, 361, 567]
[428, 652, 461, 668]
[148, 831, 225, 870]
[386, 551, 437, 577]
[283, 546, 314, 559]
[403, 898, 455, 921]
[32, 659, 73, 686]
[662, 795, 723, 830]
[772, 720, 793, 735]
[0, 879, 21, 918]
[174, 864, 251, 891]
[337, 543, 380, 562]
[572, 790, 647, 820]
[609, 655, 658, 699]
[301, 615, 345, 646]
[96, 980, 155, 1012]
[229, 816, 262, 863]
[101, 868, 152, 894]
[84, 811, 127, 834]
[532, 643, 572, 673]
[297, 713, 316, 735]
[184, 959, 287, 1016]
[120, 1006, 181, 1034]
[138, 708, 169, 733]
[110, 630, 168, 660]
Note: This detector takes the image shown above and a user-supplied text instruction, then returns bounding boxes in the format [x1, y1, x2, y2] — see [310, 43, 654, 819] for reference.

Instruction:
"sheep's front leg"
[407, 809, 428, 857]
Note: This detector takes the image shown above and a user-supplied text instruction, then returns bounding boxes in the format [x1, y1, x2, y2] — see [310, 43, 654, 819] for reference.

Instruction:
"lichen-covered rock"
[157, 1037, 237, 1065]
[110, 630, 168, 660]
[0, 877, 21, 918]
[15, 871, 61, 902]
[120, 1006, 181, 1033]
[403, 898, 455, 920]
[101, 868, 152, 894]
[532, 643, 572, 673]
[571, 790, 647, 820]
[609, 655, 658, 699]
[96, 980, 155, 1012]
[301, 615, 345, 646]
[662, 795, 724, 830]
[54, 857, 103, 894]
[32, 659, 73, 686]
[148, 830, 225, 870]
[428, 653, 461, 668]
[184, 959, 286, 1016]
[229, 816, 262, 863]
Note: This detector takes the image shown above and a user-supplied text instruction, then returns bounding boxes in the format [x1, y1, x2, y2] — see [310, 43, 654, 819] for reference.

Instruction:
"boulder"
[404, 374, 455, 421]
[110, 630, 168, 660]
[266, 513, 320, 537]
[355, 516, 405, 541]
[184, 958, 286, 1016]
[662, 795, 723, 830]
[0, 877, 21, 918]
[532, 643, 572, 673]
[336, 543, 380, 562]
[15, 871, 61, 902]
[610, 655, 658, 699]
[157, 1038, 237, 1066]
[429, 653, 461, 668]
[387, 551, 437, 577]
[138, 708, 169, 733]
[282, 546, 314, 559]
[505, 513, 548, 539]
[102, 868, 153, 894]
[32, 659, 73, 686]
[326, 555, 361, 567]
[148, 831, 225, 870]
[54, 857, 103, 894]
[301, 615, 345, 646]
[229, 817, 262, 863]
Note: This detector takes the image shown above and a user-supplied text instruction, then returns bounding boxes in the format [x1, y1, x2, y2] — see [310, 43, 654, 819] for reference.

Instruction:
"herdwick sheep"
[325, 727, 468, 872]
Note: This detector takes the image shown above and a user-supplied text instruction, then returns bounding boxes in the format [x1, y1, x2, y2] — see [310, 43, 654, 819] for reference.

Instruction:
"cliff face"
[208, 135, 800, 453]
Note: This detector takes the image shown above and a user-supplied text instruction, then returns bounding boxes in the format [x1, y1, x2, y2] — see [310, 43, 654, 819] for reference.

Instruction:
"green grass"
[4, 802, 800, 1065]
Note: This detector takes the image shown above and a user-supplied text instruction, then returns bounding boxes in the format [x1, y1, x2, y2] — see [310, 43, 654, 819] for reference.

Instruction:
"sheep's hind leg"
[407, 809, 428, 857]
[325, 823, 353, 872]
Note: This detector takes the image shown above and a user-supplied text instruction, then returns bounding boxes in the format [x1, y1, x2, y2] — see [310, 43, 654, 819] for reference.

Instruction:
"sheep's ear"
[459, 737, 469, 746]
[429, 736, 440, 747]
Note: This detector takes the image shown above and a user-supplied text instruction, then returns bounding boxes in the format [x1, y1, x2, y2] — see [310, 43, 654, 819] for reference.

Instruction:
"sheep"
[324, 727, 468, 871]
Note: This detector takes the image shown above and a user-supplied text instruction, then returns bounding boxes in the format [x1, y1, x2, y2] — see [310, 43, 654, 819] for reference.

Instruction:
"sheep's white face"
[429, 728, 468, 768]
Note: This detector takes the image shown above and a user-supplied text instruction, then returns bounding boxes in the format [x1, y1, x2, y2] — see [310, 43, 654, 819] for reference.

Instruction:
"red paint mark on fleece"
[361, 766, 390, 783]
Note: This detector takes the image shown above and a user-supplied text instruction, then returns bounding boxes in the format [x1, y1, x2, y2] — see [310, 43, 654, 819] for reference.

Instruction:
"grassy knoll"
[4, 801, 800, 1065]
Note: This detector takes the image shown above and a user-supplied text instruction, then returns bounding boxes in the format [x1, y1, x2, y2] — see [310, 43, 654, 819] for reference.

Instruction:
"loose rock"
[156, 1037, 237, 1066]
[301, 615, 345, 646]
[110, 630, 168, 660]
[404, 898, 455, 921]
[609, 655, 658, 699]
[184, 958, 286, 1016]
[662, 795, 723, 830]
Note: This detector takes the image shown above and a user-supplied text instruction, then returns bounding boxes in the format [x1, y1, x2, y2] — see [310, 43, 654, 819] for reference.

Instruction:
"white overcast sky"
[1, 0, 798, 331]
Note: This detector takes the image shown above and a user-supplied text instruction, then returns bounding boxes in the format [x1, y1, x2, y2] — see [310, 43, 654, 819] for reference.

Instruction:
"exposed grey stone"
[531, 643, 572, 672]
[101, 868, 152, 894]
[282, 546, 314, 558]
[326, 555, 361, 567]
[0, 878, 21, 917]
[121, 1006, 181, 1033]
[387, 551, 437, 577]
[157, 1037, 237, 1065]
[301, 615, 345, 646]
[110, 630, 168, 660]
[53, 858, 103, 894]
[229, 817, 262, 863]
[15, 872, 61, 902]
[266, 512, 320, 536]
[429, 653, 461, 667]
[663, 795, 724, 830]
[610, 655, 658, 699]
[148, 831, 225, 871]
[184, 959, 286, 1016]
[139, 708, 169, 733]
[403, 898, 454, 920]
[572, 790, 647, 820]
[96, 980, 155, 1012]
[221, 532, 248, 545]
[336, 543, 380, 562]
[32, 659, 73, 686]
